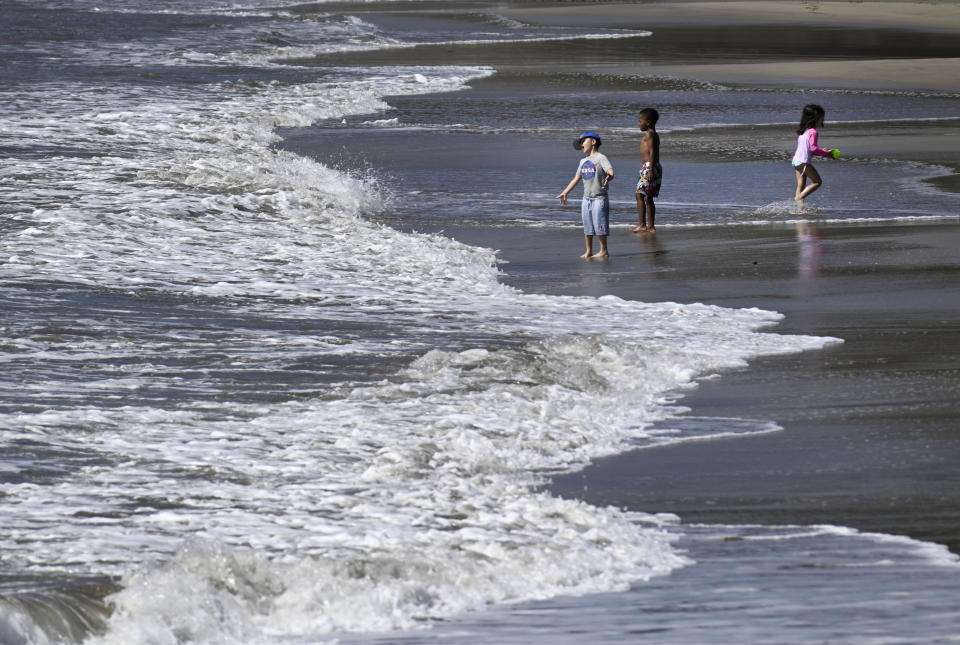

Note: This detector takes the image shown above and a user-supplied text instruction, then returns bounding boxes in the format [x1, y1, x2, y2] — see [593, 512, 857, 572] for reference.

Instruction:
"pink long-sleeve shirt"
[792, 128, 831, 166]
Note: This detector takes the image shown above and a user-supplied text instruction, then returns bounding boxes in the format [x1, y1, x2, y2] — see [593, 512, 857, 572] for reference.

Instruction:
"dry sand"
[504, 1, 960, 31]
[504, 1, 960, 90]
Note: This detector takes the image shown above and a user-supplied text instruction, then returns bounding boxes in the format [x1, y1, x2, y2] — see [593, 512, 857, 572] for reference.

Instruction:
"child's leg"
[580, 197, 594, 257]
[795, 164, 822, 201]
[794, 166, 806, 201]
[645, 195, 656, 232]
[591, 234, 609, 259]
[593, 198, 610, 257]
[632, 189, 647, 231]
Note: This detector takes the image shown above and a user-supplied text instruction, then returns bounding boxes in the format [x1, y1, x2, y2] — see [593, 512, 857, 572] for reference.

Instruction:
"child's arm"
[807, 128, 833, 158]
[556, 174, 581, 205]
[602, 167, 614, 188]
[640, 132, 652, 163]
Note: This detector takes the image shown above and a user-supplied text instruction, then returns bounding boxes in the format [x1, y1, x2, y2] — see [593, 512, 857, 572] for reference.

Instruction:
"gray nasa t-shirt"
[577, 152, 612, 198]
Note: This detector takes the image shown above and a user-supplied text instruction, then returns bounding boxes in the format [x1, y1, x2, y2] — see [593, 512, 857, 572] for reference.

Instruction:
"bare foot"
[629, 225, 649, 233]
[580, 250, 591, 259]
[590, 250, 609, 259]
[646, 227, 656, 234]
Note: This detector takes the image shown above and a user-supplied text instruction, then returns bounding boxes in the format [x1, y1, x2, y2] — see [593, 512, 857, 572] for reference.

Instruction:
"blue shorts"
[581, 196, 609, 236]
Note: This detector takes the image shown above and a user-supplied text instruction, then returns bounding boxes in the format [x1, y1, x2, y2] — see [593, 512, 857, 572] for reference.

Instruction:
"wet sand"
[450, 221, 960, 552]
[478, 0, 960, 551]
[283, 0, 960, 552]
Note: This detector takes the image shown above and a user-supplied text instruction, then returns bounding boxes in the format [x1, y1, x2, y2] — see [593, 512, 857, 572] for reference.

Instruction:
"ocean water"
[2, 2, 959, 644]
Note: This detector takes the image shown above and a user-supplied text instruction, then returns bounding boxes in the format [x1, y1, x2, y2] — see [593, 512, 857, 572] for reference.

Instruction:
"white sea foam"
[2, 320, 829, 642]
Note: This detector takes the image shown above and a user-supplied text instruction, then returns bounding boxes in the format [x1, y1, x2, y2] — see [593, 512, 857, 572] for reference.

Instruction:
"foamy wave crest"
[3, 304, 835, 643]
[69, 320, 828, 642]
[242, 31, 650, 68]
[0, 67, 494, 299]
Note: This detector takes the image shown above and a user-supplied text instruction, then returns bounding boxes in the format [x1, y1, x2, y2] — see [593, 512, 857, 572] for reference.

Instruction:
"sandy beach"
[301, 0, 960, 190]
[287, 0, 960, 554]
[503, 0, 960, 31]
[482, 1, 960, 552]
[321, 1, 960, 91]
[478, 0, 960, 552]
[464, 220, 960, 552]
[279, 0, 960, 558]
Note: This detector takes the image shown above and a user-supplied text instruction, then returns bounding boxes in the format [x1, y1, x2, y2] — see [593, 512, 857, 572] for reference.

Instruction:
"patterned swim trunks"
[636, 161, 662, 197]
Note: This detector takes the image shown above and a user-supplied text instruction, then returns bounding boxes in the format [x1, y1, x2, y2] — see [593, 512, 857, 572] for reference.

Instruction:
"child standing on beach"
[792, 103, 839, 207]
[556, 130, 614, 259]
[632, 108, 662, 234]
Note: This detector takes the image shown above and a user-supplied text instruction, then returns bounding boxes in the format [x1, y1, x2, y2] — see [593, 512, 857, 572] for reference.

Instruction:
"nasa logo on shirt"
[580, 160, 598, 180]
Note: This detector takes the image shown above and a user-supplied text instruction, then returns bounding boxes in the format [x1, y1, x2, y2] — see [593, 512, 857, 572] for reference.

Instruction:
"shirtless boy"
[632, 108, 662, 234]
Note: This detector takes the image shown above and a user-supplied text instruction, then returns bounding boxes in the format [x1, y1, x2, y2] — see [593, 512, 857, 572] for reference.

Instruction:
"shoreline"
[291, 0, 960, 194]
[306, 1, 960, 92]
[279, 0, 960, 552]
[441, 218, 960, 554]
[478, 220, 960, 553]
[441, 0, 960, 548]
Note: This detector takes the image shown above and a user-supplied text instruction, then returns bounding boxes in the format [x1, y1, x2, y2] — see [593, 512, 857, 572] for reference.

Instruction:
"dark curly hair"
[639, 107, 659, 125]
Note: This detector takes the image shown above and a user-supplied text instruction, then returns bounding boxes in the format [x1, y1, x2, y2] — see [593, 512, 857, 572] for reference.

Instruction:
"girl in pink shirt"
[792, 104, 838, 205]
